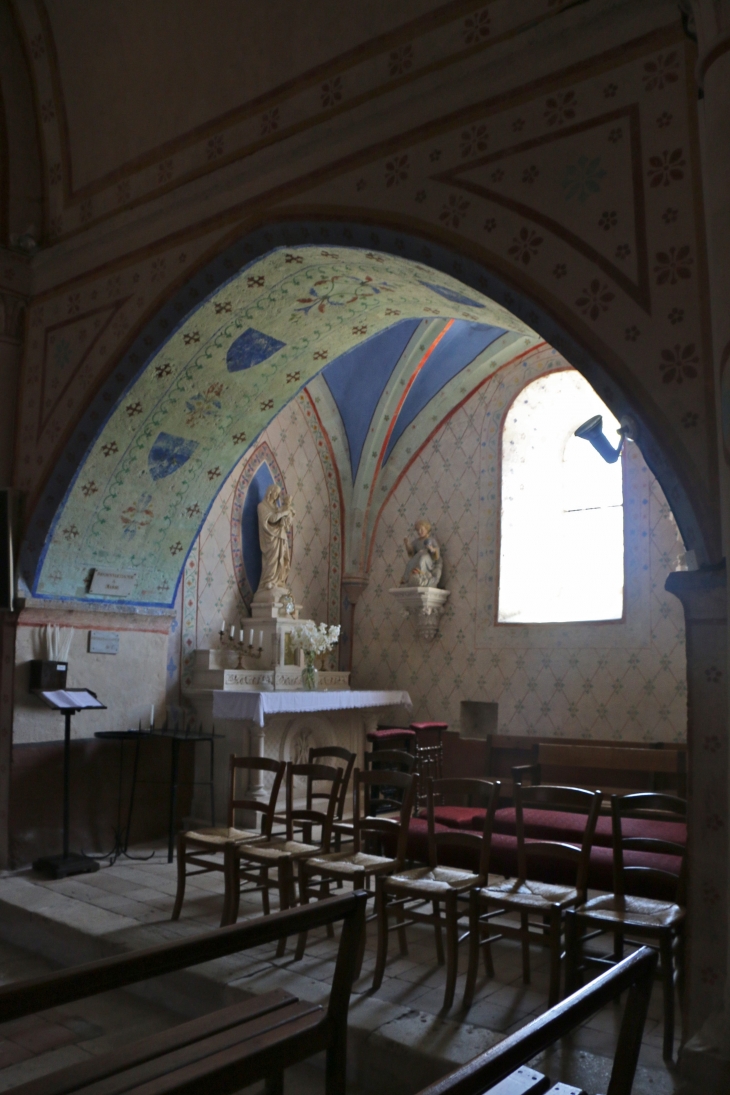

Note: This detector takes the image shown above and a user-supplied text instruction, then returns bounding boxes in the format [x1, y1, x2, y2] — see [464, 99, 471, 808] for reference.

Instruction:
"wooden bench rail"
[511, 743, 686, 803]
[537, 743, 685, 773]
[0, 891, 367, 1026]
[9, 992, 310, 1095]
[415, 943, 657, 1095]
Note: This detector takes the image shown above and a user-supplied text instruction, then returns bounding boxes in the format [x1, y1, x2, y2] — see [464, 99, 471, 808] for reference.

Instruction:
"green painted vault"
[33, 246, 543, 606]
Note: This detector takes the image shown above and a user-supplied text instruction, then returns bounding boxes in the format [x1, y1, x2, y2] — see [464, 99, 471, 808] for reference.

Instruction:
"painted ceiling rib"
[321, 317, 421, 483]
[381, 320, 509, 466]
[30, 245, 537, 608]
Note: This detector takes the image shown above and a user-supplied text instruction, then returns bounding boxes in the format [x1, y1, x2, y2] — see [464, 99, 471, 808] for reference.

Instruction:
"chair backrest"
[611, 792, 687, 902]
[307, 746, 356, 820]
[426, 777, 501, 879]
[364, 749, 416, 814]
[228, 755, 286, 837]
[285, 762, 343, 850]
[364, 748, 417, 773]
[352, 768, 415, 863]
[514, 783, 603, 899]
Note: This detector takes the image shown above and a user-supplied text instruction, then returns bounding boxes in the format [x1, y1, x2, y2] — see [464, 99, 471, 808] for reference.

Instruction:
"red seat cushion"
[404, 819, 519, 877]
[410, 722, 448, 732]
[367, 728, 416, 742]
[416, 806, 486, 829]
[586, 845, 682, 902]
[492, 808, 687, 850]
[402, 821, 681, 902]
[403, 817, 443, 863]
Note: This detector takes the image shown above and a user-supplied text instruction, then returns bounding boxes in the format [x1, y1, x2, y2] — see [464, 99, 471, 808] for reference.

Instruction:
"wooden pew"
[443, 731, 686, 802]
[414, 943, 657, 1095]
[514, 741, 686, 801]
[0, 891, 367, 1095]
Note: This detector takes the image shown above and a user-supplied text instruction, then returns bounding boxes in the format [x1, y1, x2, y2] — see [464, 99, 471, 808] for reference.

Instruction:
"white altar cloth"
[212, 689, 412, 727]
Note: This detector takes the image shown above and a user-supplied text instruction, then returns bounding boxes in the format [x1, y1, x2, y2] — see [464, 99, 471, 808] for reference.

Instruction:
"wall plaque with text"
[88, 630, 120, 655]
[89, 569, 137, 597]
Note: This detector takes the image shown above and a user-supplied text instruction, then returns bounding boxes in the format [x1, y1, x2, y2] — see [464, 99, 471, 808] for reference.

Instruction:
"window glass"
[498, 370, 624, 624]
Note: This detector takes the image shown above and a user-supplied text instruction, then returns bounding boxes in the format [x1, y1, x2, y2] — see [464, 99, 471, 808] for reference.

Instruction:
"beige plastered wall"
[13, 608, 172, 744]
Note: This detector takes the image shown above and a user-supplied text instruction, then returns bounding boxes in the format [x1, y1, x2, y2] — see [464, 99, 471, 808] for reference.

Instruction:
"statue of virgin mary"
[257, 484, 295, 591]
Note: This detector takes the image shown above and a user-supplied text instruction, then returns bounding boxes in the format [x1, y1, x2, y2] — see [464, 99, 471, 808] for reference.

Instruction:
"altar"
[185, 687, 412, 822]
[182, 488, 414, 820]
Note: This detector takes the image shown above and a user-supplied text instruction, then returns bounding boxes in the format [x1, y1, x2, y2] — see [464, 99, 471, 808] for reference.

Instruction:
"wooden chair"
[373, 777, 501, 1010]
[332, 748, 416, 850]
[222, 762, 343, 954]
[365, 747, 417, 773]
[366, 726, 416, 753]
[330, 749, 414, 876]
[0, 893, 367, 1095]
[295, 768, 416, 970]
[274, 745, 355, 843]
[465, 783, 602, 1008]
[172, 755, 285, 924]
[565, 791, 686, 1061]
[411, 720, 448, 809]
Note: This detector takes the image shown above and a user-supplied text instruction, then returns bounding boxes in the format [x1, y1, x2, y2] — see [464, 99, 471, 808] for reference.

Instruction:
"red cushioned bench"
[423, 803, 686, 849]
[405, 808, 686, 903]
[441, 732, 687, 804]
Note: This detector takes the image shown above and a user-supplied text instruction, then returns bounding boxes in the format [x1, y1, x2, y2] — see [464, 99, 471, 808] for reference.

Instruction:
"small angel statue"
[401, 519, 443, 588]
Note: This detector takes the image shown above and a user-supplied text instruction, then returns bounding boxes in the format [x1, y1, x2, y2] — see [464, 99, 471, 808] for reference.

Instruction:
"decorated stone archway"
[20, 221, 714, 609]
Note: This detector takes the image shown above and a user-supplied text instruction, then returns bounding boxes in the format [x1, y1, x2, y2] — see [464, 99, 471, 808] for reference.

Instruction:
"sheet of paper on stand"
[39, 689, 105, 709]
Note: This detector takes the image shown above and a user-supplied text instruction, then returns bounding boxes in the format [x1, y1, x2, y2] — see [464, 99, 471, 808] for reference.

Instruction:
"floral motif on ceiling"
[32, 247, 537, 606]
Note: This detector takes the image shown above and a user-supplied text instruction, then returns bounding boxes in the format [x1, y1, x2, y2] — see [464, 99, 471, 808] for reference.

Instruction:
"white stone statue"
[257, 484, 295, 591]
[401, 519, 443, 588]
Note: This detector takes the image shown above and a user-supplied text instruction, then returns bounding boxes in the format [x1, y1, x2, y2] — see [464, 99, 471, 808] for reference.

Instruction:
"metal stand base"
[32, 852, 100, 879]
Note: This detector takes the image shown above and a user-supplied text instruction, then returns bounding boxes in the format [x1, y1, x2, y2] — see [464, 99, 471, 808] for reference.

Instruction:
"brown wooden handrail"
[416, 938, 657, 1095]
[0, 891, 367, 1026]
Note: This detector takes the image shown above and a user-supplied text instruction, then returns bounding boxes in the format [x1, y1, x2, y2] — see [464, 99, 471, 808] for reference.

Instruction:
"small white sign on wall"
[89, 569, 137, 597]
[88, 630, 120, 655]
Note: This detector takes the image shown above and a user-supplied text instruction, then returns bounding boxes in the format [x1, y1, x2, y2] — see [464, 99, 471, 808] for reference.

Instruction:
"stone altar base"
[184, 693, 411, 825]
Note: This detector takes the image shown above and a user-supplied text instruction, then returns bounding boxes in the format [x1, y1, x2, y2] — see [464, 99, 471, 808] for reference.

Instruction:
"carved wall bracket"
[389, 586, 450, 642]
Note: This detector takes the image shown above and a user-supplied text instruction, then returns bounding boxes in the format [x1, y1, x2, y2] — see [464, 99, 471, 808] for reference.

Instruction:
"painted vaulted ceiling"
[312, 316, 530, 577]
[32, 247, 539, 607]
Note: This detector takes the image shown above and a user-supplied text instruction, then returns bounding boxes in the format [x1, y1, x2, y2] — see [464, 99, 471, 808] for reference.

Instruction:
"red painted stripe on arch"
[365, 340, 548, 571]
[361, 318, 456, 542]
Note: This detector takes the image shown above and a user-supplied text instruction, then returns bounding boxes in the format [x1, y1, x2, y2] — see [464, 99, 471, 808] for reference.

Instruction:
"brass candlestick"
[218, 628, 263, 668]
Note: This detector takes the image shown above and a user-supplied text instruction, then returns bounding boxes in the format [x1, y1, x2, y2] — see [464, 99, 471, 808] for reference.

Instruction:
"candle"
[239, 629, 244, 643]
[150, 704, 155, 729]
[249, 628, 254, 646]
[258, 630, 264, 649]
[230, 624, 235, 638]
[220, 618, 225, 635]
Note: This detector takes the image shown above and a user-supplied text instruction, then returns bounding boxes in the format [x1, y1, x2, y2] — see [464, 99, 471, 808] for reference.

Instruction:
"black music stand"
[32, 688, 107, 879]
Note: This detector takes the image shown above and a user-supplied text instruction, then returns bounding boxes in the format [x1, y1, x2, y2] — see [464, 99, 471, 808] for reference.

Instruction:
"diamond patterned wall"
[354, 355, 687, 741]
[176, 346, 686, 741]
[180, 398, 333, 686]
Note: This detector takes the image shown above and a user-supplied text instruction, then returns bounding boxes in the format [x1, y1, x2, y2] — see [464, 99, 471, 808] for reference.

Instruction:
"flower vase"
[301, 654, 318, 691]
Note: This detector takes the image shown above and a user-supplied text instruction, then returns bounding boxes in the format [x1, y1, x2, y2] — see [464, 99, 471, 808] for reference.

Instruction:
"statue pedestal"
[389, 586, 450, 641]
[250, 585, 299, 619]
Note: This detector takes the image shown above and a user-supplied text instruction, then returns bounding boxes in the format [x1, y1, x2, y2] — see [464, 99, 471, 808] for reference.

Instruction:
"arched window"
[497, 370, 624, 624]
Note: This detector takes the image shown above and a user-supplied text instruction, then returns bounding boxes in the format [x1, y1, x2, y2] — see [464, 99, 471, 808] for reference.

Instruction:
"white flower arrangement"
[291, 620, 341, 656]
